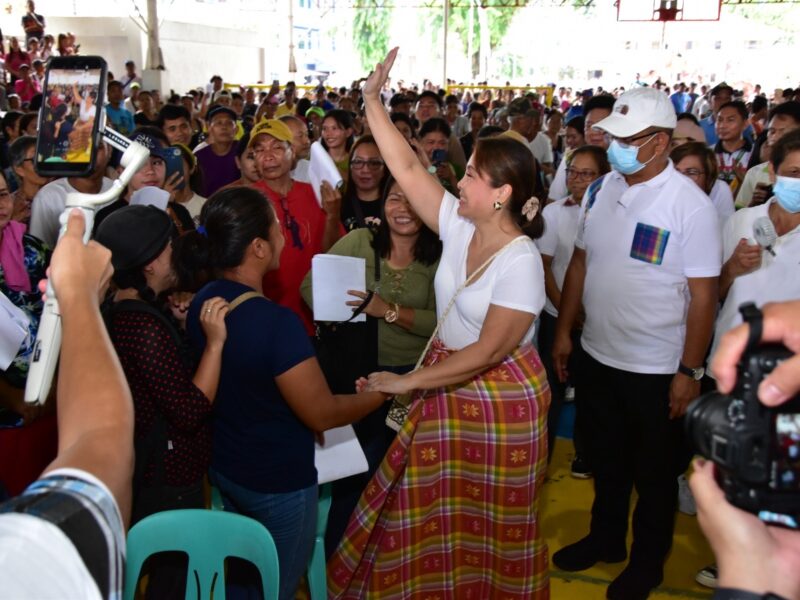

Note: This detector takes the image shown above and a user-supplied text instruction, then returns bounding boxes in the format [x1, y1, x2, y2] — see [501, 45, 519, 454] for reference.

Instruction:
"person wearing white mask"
[551, 87, 722, 600]
[713, 128, 800, 361]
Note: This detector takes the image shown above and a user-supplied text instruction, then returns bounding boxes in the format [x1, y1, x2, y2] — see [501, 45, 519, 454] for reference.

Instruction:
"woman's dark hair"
[472, 137, 544, 239]
[343, 135, 387, 202]
[18, 112, 37, 135]
[295, 97, 312, 118]
[173, 187, 276, 291]
[2, 111, 23, 139]
[371, 176, 442, 266]
[477, 125, 504, 139]
[467, 102, 488, 119]
[390, 112, 416, 137]
[565, 115, 585, 134]
[568, 144, 612, 179]
[770, 128, 800, 172]
[669, 141, 718, 195]
[52, 104, 69, 120]
[320, 109, 355, 152]
[676, 112, 700, 126]
[418, 117, 451, 140]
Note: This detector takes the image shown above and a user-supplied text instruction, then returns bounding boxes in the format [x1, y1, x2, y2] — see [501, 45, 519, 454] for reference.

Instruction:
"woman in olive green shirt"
[301, 176, 441, 555]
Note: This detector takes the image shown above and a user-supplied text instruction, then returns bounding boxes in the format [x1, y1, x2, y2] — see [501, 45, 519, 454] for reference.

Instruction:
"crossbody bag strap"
[227, 290, 262, 313]
[411, 235, 529, 370]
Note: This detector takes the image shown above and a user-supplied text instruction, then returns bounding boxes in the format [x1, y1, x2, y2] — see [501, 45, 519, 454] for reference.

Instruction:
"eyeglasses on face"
[678, 168, 706, 179]
[351, 158, 384, 170]
[566, 168, 598, 181]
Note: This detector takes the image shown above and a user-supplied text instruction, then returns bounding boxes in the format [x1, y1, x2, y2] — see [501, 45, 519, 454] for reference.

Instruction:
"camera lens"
[685, 392, 734, 463]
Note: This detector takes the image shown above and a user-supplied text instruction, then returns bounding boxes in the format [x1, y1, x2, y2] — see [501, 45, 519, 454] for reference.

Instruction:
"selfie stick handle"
[24, 127, 150, 405]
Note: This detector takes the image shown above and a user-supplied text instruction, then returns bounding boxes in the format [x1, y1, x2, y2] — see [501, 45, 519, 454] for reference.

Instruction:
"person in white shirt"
[551, 87, 722, 600]
[548, 95, 615, 201]
[536, 145, 610, 472]
[327, 48, 551, 599]
[28, 143, 114, 247]
[737, 101, 800, 208]
[712, 129, 800, 363]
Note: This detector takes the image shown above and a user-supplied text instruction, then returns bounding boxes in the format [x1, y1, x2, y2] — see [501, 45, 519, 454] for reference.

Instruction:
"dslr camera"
[685, 303, 800, 529]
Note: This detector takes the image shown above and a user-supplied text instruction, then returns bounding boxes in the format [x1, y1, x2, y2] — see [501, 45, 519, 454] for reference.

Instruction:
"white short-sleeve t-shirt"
[575, 163, 722, 374]
[709, 199, 800, 364]
[536, 196, 581, 317]
[436, 191, 545, 350]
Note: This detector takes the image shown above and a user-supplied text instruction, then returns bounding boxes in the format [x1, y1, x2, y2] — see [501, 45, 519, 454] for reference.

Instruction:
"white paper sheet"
[315, 425, 368, 484]
[311, 254, 366, 323]
[308, 140, 343, 206]
[0, 291, 31, 371]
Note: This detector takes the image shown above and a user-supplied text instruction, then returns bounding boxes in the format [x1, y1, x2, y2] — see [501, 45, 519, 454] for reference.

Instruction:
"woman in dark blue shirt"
[179, 186, 386, 600]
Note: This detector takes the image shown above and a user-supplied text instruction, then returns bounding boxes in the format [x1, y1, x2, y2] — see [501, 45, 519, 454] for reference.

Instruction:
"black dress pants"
[578, 352, 686, 569]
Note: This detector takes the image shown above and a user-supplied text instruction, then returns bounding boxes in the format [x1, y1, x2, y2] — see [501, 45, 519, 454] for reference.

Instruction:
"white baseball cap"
[593, 87, 677, 138]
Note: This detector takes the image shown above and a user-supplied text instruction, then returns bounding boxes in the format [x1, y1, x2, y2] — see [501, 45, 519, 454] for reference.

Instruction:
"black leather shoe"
[606, 563, 663, 600]
[552, 536, 627, 572]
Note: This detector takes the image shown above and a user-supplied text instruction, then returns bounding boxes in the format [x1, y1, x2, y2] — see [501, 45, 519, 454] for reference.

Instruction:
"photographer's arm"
[42, 210, 135, 527]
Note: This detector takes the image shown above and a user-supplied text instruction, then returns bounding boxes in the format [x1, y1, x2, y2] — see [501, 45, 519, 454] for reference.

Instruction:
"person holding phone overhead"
[327, 48, 550, 599]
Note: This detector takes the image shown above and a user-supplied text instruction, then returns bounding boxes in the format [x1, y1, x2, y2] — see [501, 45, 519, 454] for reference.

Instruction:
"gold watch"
[384, 303, 399, 324]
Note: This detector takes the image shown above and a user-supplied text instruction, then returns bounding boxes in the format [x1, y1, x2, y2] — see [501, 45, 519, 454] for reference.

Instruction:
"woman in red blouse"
[95, 204, 229, 523]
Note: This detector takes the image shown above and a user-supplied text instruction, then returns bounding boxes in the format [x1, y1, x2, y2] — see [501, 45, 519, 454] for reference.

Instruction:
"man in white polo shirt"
[551, 87, 722, 600]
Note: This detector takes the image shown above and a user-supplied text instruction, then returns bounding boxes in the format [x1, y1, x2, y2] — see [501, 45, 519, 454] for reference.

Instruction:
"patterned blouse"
[0, 233, 49, 388]
[107, 309, 212, 487]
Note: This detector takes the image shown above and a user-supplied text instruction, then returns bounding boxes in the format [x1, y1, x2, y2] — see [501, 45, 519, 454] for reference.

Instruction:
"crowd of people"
[0, 37, 799, 600]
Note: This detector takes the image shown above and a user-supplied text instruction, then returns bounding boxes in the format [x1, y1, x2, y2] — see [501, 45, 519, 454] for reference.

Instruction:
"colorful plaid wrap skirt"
[327, 339, 551, 599]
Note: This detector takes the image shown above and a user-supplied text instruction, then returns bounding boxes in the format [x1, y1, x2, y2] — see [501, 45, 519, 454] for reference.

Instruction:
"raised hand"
[362, 47, 399, 101]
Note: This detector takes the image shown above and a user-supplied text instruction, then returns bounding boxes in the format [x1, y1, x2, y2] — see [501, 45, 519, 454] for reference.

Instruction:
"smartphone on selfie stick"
[25, 56, 151, 405]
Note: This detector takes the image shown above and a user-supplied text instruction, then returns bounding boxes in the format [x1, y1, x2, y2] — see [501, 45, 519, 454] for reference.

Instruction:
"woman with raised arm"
[327, 48, 551, 599]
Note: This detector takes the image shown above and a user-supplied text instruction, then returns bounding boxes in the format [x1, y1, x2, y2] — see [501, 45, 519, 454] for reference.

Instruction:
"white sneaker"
[678, 474, 697, 516]
[695, 564, 718, 588]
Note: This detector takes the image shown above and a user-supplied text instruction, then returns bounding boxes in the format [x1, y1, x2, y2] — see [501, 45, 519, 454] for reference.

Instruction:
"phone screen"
[432, 149, 448, 165]
[36, 56, 107, 177]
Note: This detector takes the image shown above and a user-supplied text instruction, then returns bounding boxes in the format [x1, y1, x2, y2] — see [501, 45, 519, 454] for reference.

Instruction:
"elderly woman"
[0, 171, 51, 497]
[301, 175, 441, 554]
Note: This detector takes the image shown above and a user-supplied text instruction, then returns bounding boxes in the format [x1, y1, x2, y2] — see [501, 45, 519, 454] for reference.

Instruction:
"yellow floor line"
[544, 438, 714, 599]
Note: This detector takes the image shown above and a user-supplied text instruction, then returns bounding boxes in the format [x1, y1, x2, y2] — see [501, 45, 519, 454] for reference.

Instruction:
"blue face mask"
[773, 175, 800, 213]
[607, 134, 657, 175]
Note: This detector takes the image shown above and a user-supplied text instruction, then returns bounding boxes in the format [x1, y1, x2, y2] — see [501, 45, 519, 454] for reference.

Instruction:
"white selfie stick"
[24, 124, 150, 405]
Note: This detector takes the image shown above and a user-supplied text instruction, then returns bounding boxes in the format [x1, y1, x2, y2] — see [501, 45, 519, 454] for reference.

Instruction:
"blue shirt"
[105, 104, 136, 137]
[187, 279, 317, 493]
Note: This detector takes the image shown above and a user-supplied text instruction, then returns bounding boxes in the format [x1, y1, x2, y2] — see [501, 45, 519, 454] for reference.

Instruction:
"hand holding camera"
[687, 300, 800, 599]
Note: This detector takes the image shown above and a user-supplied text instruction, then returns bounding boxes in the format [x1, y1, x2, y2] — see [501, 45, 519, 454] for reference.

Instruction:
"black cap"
[206, 105, 237, 123]
[95, 205, 174, 272]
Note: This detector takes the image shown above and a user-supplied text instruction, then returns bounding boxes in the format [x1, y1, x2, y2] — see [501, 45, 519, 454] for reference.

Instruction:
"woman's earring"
[493, 200, 503, 211]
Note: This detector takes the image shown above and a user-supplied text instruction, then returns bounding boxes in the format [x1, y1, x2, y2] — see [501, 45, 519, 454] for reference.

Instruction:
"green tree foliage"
[429, 5, 517, 54]
[353, 7, 393, 71]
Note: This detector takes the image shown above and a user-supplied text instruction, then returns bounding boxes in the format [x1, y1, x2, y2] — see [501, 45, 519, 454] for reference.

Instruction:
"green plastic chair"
[307, 483, 333, 600]
[124, 509, 280, 600]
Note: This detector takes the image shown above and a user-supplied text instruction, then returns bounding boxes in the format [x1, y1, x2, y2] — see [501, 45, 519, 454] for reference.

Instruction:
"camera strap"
[739, 302, 763, 352]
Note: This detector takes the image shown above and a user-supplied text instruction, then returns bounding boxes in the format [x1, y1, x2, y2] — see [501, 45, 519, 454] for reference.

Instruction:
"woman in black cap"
[95, 204, 229, 524]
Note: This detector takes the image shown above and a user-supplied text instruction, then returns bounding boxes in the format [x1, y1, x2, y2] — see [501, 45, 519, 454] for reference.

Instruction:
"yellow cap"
[247, 119, 293, 149]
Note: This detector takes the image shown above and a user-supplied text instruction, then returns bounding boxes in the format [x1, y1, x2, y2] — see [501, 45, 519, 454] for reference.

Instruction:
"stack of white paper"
[0, 291, 31, 370]
[309, 141, 344, 206]
[311, 254, 366, 323]
[315, 425, 369, 484]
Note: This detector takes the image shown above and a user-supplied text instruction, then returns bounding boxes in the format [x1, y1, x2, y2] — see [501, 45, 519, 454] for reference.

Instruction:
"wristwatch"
[678, 362, 705, 381]
[384, 303, 399, 324]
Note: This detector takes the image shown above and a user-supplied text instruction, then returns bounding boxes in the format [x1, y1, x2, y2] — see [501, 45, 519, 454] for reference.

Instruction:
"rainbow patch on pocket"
[630, 222, 670, 265]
